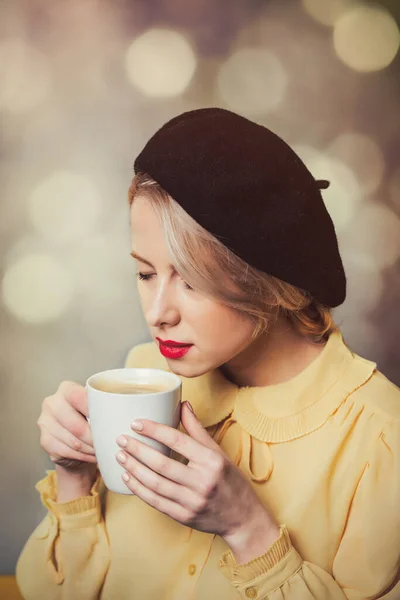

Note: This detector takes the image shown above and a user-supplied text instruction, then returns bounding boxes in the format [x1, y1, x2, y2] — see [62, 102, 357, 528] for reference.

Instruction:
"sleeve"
[15, 344, 145, 600]
[15, 468, 111, 600]
[217, 418, 400, 600]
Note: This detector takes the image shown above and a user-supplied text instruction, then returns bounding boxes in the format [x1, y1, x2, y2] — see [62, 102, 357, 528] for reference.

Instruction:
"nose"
[145, 278, 180, 329]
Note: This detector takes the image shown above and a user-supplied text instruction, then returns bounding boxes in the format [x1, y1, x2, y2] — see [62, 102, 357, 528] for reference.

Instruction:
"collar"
[141, 329, 376, 442]
[128, 341, 236, 428]
[129, 330, 377, 483]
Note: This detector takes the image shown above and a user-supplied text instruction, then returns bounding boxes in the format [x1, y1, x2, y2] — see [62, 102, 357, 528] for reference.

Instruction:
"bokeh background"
[1, 0, 399, 576]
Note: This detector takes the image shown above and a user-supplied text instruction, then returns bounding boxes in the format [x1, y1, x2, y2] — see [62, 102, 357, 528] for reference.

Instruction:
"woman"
[16, 108, 400, 599]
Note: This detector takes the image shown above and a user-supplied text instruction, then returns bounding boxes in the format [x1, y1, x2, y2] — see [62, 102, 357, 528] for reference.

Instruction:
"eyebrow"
[130, 251, 175, 270]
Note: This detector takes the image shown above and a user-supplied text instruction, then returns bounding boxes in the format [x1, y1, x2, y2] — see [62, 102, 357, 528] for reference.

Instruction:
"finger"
[39, 412, 96, 456]
[49, 392, 94, 447]
[117, 435, 201, 492]
[130, 420, 214, 465]
[40, 423, 98, 464]
[121, 470, 192, 524]
[116, 450, 199, 510]
[59, 381, 89, 417]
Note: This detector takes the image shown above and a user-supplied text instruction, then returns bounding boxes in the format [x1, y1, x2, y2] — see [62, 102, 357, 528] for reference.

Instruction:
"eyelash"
[137, 272, 193, 291]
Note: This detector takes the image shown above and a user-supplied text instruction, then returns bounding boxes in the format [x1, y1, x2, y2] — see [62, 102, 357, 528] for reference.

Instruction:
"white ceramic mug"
[86, 368, 182, 494]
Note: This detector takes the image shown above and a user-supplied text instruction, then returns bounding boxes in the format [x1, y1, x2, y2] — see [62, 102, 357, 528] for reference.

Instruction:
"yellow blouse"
[16, 330, 400, 599]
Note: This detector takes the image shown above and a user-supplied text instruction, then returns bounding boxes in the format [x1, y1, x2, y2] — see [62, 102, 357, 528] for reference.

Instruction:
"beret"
[134, 107, 346, 308]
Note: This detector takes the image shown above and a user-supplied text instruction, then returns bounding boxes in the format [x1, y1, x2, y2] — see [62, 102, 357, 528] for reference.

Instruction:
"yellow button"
[245, 587, 258, 598]
[188, 564, 196, 576]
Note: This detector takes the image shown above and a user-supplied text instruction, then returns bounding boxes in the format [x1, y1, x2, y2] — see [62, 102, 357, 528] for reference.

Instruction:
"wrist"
[223, 508, 281, 565]
[55, 464, 99, 502]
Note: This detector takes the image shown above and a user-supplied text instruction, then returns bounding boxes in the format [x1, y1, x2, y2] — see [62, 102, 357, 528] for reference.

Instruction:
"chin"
[166, 358, 210, 379]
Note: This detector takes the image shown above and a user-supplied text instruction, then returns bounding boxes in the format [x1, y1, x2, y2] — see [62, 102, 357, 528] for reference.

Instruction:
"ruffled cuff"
[35, 469, 103, 526]
[218, 524, 303, 598]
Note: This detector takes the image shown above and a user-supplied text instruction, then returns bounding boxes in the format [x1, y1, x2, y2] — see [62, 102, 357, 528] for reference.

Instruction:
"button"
[245, 587, 258, 598]
[188, 564, 196, 575]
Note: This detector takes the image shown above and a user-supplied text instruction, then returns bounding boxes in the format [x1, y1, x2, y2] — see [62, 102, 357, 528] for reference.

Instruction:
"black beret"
[134, 107, 346, 308]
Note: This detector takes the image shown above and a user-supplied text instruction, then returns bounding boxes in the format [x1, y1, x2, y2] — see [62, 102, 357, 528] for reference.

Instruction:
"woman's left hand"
[115, 401, 272, 539]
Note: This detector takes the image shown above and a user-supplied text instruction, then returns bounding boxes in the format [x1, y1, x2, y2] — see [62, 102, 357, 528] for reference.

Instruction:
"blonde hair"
[128, 172, 338, 343]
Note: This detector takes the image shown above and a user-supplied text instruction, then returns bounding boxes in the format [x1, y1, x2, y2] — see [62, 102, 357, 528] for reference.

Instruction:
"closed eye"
[137, 272, 153, 282]
[137, 272, 193, 291]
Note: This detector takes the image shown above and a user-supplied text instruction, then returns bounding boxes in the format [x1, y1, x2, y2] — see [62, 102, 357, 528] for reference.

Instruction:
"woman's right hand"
[37, 381, 98, 473]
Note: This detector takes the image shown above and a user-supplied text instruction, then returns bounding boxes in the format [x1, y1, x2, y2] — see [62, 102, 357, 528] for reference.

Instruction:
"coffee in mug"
[86, 368, 182, 495]
[91, 380, 172, 395]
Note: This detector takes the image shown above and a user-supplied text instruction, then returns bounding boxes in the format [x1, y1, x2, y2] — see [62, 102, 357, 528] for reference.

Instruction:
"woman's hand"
[37, 380, 98, 474]
[115, 401, 277, 543]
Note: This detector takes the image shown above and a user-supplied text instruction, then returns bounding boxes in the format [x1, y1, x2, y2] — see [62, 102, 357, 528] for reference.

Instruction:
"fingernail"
[187, 402, 194, 413]
[116, 435, 127, 447]
[131, 420, 143, 431]
[117, 451, 126, 463]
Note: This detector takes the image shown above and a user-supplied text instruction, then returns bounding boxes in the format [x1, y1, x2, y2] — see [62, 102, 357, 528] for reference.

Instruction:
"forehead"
[130, 195, 161, 230]
[130, 249, 176, 270]
[130, 196, 173, 268]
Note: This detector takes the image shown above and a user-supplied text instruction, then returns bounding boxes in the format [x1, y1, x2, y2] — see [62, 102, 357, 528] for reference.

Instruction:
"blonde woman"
[17, 108, 400, 599]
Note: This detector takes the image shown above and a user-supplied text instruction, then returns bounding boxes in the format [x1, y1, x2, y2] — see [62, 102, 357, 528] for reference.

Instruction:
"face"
[130, 195, 257, 378]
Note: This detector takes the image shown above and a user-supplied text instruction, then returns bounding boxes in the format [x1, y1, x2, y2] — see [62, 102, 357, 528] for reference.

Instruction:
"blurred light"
[217, 48, 287, 116]
[291, 145, 320, 166]
[333, 4, 400, 72]
[28, 172, 102, 243]
[389, 167, 400, 209]
[293, 145, 361, 232]
[4, 236, 48, 268]
[62, 234, 130, 309]
[346, 203, 400, 269]
[1, 254, 74, 324]
[327, 133, 385, 195]
[302, 0, 354, 27]
[125, 28, 197, 98]
[163, 0, 212, 24]
[62, 234, 134, 348]
[0, 38, 51, 112]
[340, 258, 383, 313]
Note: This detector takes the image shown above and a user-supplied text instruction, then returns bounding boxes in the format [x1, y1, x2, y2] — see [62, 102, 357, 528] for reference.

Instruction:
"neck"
[219, 318, 328, 388]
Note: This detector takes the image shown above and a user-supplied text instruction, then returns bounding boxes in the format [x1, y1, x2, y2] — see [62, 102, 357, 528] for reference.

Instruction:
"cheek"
[194, 306, 253, 348]
[137, 286, 156, 310]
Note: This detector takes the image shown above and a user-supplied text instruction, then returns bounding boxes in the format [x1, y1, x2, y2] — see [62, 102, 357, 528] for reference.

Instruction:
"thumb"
[61, 382, 89, 417]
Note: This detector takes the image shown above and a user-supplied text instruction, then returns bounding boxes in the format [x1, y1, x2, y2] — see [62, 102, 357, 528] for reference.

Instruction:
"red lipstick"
[156, 338, 193, 359]
[157, 339, 192, 347]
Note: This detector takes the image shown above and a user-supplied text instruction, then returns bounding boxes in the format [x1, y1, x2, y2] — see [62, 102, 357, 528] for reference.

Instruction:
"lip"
[156, 338, 193, 347]
[157, 339, 193, 359]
